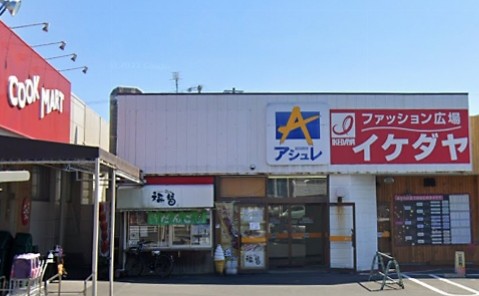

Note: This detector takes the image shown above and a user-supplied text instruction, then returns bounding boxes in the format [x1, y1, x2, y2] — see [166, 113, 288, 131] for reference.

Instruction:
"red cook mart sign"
[0, 21, 71, 143]
[330, 109, 470, 164]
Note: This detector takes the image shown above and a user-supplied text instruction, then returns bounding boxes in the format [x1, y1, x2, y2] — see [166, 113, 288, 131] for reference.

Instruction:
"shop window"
[172, 225, 191, 245]
[267, 176, 327, 198]
[127, 210, 212, 249]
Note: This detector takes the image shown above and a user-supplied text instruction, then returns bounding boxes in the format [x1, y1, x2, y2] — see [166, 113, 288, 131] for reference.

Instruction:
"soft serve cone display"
[214, 244, 225, 274]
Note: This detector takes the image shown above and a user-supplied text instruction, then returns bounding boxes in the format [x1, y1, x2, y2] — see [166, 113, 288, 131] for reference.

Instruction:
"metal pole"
[91, 159, 101, 296]
[109, 169, 116, 296]
[57, 171, 65, 247]
[58, 275, 61, 296]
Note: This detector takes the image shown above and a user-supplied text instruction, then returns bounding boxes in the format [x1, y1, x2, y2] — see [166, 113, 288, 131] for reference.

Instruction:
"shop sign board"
[147, 210, 209, 225]
[117, 184, 214, 209]
[0, 22, 71, 143]
[331, 109, 470, 165]
[266, 103, 330, 165]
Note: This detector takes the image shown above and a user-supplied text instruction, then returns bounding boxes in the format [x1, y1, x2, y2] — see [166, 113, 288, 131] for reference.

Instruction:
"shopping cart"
[0, 254, 47, 296]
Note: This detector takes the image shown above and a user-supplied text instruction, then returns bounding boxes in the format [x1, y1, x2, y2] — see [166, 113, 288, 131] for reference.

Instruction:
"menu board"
[393, 194, 471, 246]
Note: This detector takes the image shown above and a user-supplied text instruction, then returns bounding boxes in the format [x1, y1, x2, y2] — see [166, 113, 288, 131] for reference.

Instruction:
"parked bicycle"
[125, 240, 174, 278]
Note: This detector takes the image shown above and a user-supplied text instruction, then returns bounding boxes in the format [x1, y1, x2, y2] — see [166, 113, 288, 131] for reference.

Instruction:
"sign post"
[455, 251, 466, 277]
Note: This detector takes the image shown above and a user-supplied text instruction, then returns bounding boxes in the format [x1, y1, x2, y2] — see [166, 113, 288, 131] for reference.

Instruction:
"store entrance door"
[267, 204, 327, 268]
[238, 205, 267, 271]
[329, 203, 356, 270]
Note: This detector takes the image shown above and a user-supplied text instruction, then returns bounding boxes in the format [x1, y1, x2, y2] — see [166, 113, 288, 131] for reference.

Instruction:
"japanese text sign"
[267, 103, 330, 165]
[331, 109, 470, 164]
[117, 184, 214, 210]
[147, 210, 209, 225]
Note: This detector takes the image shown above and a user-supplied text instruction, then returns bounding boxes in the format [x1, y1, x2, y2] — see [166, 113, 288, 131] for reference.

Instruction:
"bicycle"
[125, 240, 174, 278]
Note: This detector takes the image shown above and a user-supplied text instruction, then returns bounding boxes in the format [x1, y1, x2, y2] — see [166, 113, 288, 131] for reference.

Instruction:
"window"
[267, 178, 289, 198]
[127, 210, 212, 249]
[267, 176, 327, 198]
[81, 173, 93, 205]
[172, 225, 191, 245]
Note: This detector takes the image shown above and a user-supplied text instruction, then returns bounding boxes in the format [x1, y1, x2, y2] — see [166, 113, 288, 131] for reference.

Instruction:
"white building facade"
[113, 92, 471, 272]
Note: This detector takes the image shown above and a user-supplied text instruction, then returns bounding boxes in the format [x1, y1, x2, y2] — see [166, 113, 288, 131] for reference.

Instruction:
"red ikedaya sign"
[0, 21, 71, 143]
[330, 109, 470, 164]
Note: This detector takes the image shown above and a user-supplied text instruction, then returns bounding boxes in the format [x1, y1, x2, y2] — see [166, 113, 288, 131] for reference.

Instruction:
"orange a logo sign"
[277, 106, 319, 145]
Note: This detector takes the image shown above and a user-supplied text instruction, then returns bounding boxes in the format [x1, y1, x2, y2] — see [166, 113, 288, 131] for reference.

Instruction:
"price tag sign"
[249, 222, 260, 231]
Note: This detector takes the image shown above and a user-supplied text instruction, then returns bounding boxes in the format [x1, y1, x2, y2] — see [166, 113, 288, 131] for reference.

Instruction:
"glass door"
[268, 204, 327, 268]
[294, 204, 326, 267]
[268, 205, 290, 267]
[238, 205, 267, 271]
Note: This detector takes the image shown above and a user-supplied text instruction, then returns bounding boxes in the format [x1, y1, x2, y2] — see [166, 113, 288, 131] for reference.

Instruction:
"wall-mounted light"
[32, 41, 66, 50]
[59, 66, 88, 74]
[384, 176, 395, 184]
[46, 53, 77, 62]
[11, 21, 48, 32]
[0, 0, 21, 16]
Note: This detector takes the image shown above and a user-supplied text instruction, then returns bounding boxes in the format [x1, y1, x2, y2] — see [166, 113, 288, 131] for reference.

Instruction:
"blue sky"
[2, 1, 479, 119]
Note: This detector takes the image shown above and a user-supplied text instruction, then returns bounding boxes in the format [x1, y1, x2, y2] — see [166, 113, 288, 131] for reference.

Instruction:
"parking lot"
[400, 270, 479, 296]
[60, 267, 479, 296]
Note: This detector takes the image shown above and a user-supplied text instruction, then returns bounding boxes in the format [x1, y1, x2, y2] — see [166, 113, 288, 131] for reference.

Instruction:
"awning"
[0, 135, 141, 296]
[0, 135, 141, 183]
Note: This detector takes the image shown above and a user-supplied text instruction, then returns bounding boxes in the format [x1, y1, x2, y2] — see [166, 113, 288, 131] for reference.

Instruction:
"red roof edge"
[144, 176, 215, 185]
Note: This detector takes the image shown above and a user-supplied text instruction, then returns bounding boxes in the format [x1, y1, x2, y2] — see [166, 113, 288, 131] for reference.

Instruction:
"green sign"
[147, 211, 209, 225]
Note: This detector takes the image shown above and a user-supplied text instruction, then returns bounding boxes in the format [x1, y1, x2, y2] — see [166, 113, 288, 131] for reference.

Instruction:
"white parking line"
[429, 275, 479, 294]
[403, 274, 479, 296]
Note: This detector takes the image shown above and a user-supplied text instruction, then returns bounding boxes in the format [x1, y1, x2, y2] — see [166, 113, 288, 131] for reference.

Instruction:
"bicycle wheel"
[154, 254, 173, 278]
[125, 254, 143, 277]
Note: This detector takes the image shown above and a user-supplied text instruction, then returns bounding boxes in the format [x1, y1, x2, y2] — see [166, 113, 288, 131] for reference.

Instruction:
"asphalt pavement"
[54, 266, 479, 296]
[118, 268, 368, 286]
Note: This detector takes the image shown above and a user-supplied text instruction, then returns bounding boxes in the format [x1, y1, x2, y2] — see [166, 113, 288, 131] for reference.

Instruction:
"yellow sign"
[455, 251, 466, 277]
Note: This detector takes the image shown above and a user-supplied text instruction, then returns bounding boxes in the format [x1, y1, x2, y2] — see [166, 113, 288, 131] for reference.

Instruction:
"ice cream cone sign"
[214, 244, 225, 274]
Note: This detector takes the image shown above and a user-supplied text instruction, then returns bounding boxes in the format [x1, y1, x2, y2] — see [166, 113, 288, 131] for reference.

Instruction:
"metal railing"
[83, 274, 93, 296]
[369, 251, 404, 290]
[0, 275, 8, 295]
[44, 273, 92, 296]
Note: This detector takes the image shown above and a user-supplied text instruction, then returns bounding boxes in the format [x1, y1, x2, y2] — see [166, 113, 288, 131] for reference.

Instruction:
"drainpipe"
[108, 168, 116, 296]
